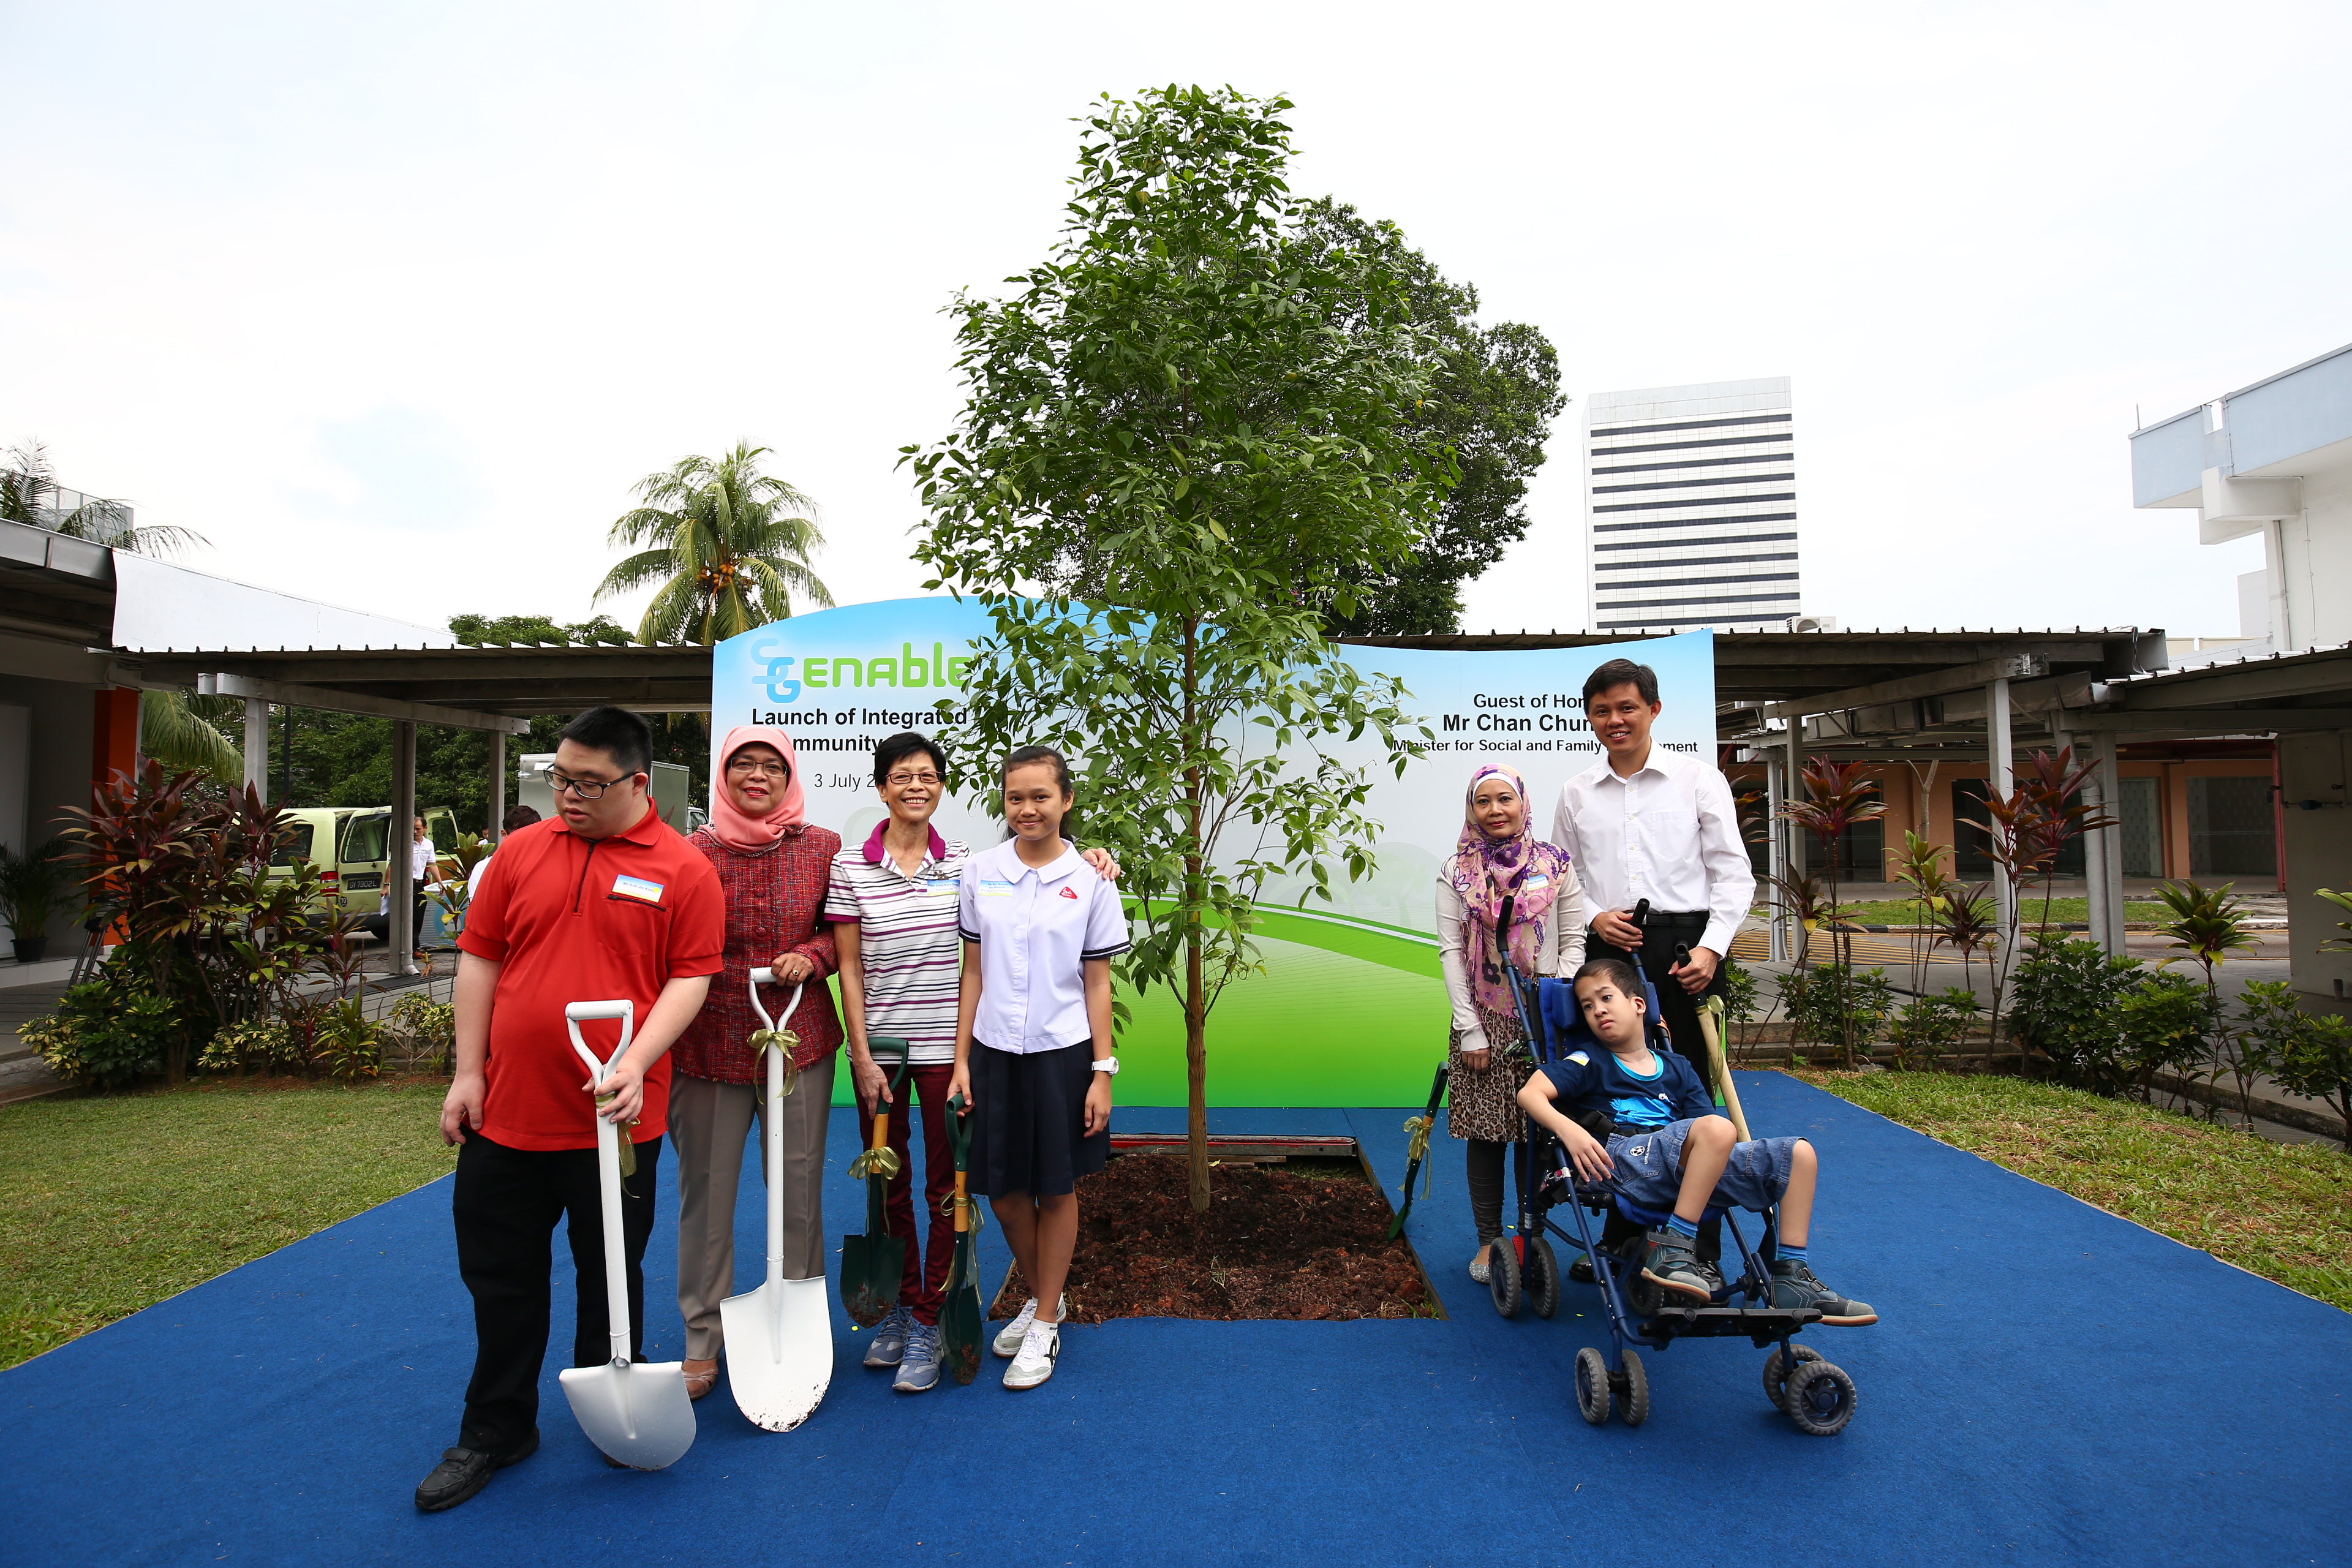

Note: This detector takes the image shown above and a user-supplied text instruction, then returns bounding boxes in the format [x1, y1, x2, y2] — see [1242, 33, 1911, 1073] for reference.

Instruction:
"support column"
[1786, 717, 1806, 964]
[1987, 677, 2015, 940]
[243, 697, 269, 802]
[1765, 753, 1789, 963]
[391, 720, 417, 977]
[2094, 733, 2128, 953]
[487, 728, 507, 840]
[2059, 724, 2113, 956]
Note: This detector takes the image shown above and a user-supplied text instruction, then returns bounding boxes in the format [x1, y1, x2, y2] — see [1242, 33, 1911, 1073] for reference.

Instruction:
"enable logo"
[753, 641, 801, 704]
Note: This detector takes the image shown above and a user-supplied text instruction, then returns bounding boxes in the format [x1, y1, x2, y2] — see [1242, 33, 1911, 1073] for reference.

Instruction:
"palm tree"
[594, 443, 834, 644]
[5, 440, 240, 780]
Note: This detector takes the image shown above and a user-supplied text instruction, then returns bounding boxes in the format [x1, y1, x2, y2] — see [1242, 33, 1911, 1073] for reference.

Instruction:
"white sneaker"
[1003, 1322, 1058, 1390]
[992, 1292, 1067, 1357]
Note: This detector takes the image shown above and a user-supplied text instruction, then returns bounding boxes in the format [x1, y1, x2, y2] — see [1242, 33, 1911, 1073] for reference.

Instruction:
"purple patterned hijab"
[1445, 763, 1573, 1014]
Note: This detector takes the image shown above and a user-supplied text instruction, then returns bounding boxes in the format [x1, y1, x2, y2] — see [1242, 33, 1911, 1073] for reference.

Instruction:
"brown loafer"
[683, 1357, 720, 1401]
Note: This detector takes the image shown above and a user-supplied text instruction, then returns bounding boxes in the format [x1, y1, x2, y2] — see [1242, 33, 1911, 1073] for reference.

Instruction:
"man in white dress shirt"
[1550, 657, 1755, 1086]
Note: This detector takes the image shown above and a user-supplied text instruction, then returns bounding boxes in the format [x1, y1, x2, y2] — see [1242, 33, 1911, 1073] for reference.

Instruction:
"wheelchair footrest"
[1637, 1305, 1822, 1346]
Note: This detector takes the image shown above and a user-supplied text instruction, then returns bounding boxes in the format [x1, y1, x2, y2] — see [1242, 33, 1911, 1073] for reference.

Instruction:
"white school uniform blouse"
[1548, 745, 1755, 961]
[957, 839, 1132, 1054]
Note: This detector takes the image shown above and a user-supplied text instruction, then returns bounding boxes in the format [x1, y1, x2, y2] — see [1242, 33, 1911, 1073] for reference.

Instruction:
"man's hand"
[1672, 945, 1720, 995]
[588, 1056, 649, 1125]
[1082, 1072, 1112, 1137]
[441, 1072, 486, 1146]
[770, 950, 816, 985]
[850, 1049, 892, 1112]
[1561, 1120, 1615, 1184]
[1592, 907, 1644, 949]
[1081, 846, 1121, 882]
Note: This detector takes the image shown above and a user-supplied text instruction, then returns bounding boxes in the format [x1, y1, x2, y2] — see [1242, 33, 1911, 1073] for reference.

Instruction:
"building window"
[2187, 775, 2276, 878]
[2118, 777, 2161, 877]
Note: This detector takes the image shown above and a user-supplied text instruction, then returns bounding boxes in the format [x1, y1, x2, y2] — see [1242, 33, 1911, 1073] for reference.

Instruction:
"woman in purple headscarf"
[1436, 763, 1586, 1283]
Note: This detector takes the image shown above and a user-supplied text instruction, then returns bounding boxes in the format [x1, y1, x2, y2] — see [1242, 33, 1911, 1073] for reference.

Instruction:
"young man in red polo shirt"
[415, 707, 725, 1513]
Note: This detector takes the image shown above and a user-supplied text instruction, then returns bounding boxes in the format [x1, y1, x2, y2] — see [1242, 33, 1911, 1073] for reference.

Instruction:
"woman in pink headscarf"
[1436, 762, 1585, 1285]
[668, 725, 842, 1401]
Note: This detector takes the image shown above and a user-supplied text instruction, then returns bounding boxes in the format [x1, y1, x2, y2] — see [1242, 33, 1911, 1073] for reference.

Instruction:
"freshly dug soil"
[987, 1152, 1434, 1322]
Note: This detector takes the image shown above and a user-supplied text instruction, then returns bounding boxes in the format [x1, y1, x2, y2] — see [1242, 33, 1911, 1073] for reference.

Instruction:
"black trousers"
[1587, 916, 1727, 1095]
[451, 1129, 662, 1454]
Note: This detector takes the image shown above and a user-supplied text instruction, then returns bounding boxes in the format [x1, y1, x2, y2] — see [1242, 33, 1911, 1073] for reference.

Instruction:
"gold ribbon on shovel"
[593, 1091, 643, 1180]
[1402, 1112, 1435, 1199]
[747, 1028, 802, 1097]
[848, 1145, 902, 1181]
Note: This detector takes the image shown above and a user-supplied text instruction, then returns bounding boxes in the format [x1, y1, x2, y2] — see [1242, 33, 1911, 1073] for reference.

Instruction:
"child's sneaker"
[992, 1293, 1066, 1357]
[1003, 1322, 1058, 1390]
[1639, 1228, 1724, 1302]
[892, 1322, 942, 1392]
[862, 1302, 914, 1368]
[1769, 1258, 1877, 1325]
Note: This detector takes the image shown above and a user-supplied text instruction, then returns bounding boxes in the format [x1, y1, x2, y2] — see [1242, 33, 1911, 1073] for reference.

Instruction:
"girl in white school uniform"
[949, 745, 1129, 1390]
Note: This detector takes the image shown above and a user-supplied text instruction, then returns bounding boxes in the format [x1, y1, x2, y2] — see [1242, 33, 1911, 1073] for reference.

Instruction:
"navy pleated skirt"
[969, 1041, 1109, 1199]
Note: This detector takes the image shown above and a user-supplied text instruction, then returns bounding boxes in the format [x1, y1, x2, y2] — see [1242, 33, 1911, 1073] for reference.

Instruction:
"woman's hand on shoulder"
[1080, 845, 1120, 883]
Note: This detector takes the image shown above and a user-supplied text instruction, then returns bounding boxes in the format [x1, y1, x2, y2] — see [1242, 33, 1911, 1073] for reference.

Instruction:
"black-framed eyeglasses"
[726, 757, 791, 779]
[885, 771, 942, 788]
[548, 769, 631, 799]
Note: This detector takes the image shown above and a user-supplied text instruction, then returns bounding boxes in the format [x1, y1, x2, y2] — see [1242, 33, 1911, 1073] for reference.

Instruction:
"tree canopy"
[594, 442, 834, 644]
[908, 85, 1447, 1209]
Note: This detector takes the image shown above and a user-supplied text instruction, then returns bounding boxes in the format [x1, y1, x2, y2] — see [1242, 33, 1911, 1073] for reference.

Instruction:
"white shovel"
[558, 1000, 696, 1471]
[718, 967, 834, 1432]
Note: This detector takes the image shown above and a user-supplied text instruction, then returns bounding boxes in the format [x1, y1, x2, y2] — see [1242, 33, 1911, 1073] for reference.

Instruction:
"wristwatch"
[1091, 1055, 1120, 1076]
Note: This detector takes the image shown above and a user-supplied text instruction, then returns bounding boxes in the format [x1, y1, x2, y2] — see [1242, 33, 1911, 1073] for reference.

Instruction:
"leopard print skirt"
[1445, 1006, 1536, 1144]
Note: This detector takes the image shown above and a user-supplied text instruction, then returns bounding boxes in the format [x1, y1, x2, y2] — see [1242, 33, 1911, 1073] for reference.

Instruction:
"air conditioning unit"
[1787, 615, 1839, 633]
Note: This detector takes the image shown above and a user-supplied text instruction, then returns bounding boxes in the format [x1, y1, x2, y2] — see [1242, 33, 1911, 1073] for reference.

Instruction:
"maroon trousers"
[854, 1063, 958, 1325]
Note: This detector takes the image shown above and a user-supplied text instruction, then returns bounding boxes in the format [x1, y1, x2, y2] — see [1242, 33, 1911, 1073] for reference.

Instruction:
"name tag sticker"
[978, 878, 1014, 898]
[611, 875, 665, 905]
[927, 879, 959, 895]
[1523, 873, 1551, 888]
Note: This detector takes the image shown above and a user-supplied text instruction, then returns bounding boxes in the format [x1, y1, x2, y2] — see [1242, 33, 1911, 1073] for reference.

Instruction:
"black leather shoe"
[414, 1430, 539, 1512]
[1569, 1254, 1596, 1285]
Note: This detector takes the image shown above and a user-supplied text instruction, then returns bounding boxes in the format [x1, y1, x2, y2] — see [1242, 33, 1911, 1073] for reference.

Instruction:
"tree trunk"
[1182, 617, 1211, 1214]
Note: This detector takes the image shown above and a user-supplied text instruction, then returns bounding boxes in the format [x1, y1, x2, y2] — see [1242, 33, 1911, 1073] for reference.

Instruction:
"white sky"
[5, 1, 2348, 644]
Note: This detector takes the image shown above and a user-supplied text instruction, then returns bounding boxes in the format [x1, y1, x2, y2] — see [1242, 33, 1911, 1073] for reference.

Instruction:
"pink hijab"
[706, 725, 807, 851]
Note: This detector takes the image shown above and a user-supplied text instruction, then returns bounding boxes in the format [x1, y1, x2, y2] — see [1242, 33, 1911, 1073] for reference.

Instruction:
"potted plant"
[0, 837, 80, 963]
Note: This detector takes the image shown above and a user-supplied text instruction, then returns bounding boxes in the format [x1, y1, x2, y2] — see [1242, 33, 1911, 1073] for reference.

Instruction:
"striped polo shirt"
[823, 823, 970, 1065]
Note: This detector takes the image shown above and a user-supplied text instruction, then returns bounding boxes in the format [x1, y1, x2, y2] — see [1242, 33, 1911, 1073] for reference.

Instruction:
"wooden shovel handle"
[952, 1168, 970, 1234]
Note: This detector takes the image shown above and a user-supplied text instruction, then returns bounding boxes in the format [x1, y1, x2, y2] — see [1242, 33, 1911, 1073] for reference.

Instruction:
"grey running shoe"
[1770, 1258, 1878, 1325]
[992, 1293, 1066, 1357]
[892, 1322, 941, 1392]
[1639, 1229, 1724, 1303]
[863, 1302, 913, 1368]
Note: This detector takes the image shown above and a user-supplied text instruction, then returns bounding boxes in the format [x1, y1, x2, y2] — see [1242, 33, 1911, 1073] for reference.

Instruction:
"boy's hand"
[1561, 1120, 1615, 1184]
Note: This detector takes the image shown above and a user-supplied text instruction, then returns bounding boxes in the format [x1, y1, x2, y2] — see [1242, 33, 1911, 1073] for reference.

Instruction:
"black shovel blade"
[1384, 1165, 1424, 1240]
[841, 1229, 907, 1328]
[938, 1238, 982, 1385]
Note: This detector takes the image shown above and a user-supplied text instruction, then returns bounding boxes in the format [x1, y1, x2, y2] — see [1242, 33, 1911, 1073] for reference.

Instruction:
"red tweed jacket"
[669, 824, 843, 1083]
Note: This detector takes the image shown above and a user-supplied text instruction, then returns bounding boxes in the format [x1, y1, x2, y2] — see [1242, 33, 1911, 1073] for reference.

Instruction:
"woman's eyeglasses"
[885, 771, 941, 788]
[726, 758, 791, 779]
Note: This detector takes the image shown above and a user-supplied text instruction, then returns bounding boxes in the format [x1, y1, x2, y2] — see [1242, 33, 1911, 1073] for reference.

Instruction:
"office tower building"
[1583, 377, 1800, 631]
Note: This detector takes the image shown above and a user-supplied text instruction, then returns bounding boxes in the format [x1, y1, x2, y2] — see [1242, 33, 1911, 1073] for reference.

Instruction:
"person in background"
[825, 731, 1115, 1394]
[1436, 763, 1585, 1284]
[668, 726, 842, 1404]
[467, 805, 544, 904]
[417, 706, 722, 1513]
[411, 815, 437, 949]
[949, 745, 1130, 1392]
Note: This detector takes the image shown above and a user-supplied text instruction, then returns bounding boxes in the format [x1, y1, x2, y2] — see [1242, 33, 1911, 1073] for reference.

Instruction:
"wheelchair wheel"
[1762, 1343, 1825, 1412]
[1572, 1347, 1612, 1425]
[1783, 1360, 1858, 1437]
[1488, 1237, 1523, 1317]
[1527, 1236, 1561, 1319]
[1613, 1348, 1649, 1427]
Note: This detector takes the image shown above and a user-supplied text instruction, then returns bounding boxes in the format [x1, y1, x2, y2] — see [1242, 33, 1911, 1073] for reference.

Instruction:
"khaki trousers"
[669, 1054, 834, 1361]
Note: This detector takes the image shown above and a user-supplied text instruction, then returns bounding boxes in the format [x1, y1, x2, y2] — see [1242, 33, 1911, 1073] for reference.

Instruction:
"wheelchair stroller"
[1479, 897, 1859, 1436]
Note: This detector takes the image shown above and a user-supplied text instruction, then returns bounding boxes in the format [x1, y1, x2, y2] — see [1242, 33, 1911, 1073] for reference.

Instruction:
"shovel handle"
[747, 968, 806, 1039]
[565, 999, 636, 1082]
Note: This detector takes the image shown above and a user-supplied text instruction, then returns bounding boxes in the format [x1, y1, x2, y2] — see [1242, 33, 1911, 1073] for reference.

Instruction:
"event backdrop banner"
[712, 599, 1717, 1107]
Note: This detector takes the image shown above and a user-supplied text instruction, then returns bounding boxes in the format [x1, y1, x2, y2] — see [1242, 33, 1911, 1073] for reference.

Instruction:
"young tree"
[907, 86, 1452, 1211]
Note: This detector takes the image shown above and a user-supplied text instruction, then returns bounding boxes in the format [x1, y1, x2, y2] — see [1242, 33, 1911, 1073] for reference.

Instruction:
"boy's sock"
[1665, 1213, 1700, 1242]
[1778, 1240, 1809, 1265]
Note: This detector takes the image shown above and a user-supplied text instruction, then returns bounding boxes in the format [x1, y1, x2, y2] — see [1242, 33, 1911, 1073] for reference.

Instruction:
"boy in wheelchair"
[1515, 958, 1876, 1327]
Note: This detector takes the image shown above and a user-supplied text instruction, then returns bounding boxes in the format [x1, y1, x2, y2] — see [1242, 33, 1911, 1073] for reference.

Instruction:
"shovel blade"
[839, 1232, 908, 1328]
[558, 1359, 695, 1471]
[938, 1234, 983, 1385]
[718, 1276, 832, 1432]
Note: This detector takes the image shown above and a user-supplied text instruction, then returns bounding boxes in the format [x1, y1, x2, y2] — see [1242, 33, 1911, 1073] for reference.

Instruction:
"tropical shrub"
[2114, 973, 2218, 1102]
[386, 993, 456, 1074]
[24, 979, 181, 1090]
[1889, 988, 1979, 1071]
[2008, 938, 2143, 1093]
[1783, 963, 1893, 1061]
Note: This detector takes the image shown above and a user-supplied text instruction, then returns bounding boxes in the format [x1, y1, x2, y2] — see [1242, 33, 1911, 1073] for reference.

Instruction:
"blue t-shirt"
[1539, 1047, 1714, 1131]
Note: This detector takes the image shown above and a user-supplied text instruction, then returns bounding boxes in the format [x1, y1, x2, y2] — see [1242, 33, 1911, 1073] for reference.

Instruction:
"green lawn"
[0, 1079, 456, 1369]
[1795, 1069, 2352, 1310]
[1823, 897, 2169, 926]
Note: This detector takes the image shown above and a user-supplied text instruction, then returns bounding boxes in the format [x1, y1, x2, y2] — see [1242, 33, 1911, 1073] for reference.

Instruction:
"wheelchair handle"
[1630, 897, 1650, 930]
[1495, 892, 1517, 963]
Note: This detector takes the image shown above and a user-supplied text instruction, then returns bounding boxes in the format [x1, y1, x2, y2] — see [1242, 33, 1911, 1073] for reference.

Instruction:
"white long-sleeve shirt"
[1548, 745, 1755, 960]
[1434, 870, 1586, 1054]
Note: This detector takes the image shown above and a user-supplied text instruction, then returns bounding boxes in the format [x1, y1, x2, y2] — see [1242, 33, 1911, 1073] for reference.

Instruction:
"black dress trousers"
[450, 1129, 662, 1455]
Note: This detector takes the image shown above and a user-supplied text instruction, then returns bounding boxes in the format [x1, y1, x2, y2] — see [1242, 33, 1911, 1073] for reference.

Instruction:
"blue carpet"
[2, 1074, 2345, 1566]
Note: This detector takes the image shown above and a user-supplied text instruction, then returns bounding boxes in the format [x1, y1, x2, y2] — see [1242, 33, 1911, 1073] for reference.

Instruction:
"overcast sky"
[6, 2, 2348, 644]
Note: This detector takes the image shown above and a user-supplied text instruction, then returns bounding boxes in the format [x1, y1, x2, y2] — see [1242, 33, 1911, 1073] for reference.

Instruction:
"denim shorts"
[1605, 1118, 1798, 1215]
